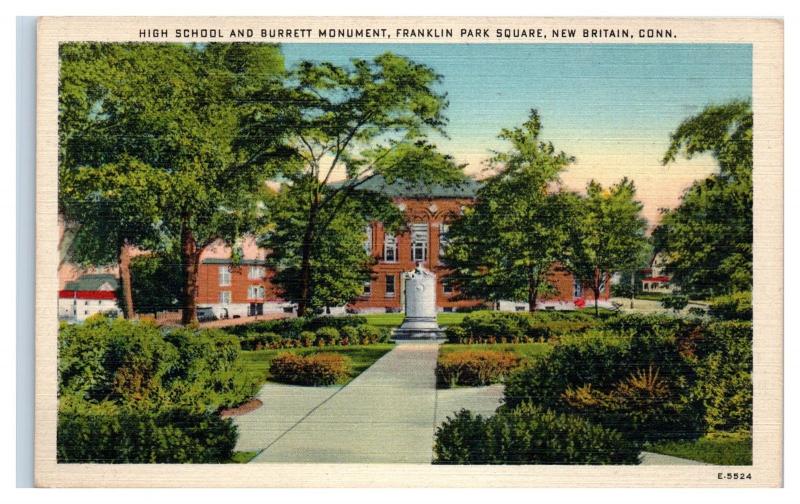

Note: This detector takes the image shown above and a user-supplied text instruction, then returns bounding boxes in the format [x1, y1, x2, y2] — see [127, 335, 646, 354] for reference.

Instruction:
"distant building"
[58, 273, 121, 322]
[641, 253, 674, 293]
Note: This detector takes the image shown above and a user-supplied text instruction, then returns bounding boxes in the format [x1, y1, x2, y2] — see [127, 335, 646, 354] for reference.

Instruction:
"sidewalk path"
[248, 341, 441, 463]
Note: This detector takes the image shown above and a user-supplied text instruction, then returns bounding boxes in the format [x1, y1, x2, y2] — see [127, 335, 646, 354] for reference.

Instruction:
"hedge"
[436, 350, 521, 388]
[446, 310, 599, 344]
[57, 404, 237, 463]
[434, 403, 640, 465]
[237, 317, 390, 350]
[269, 352, 351, 386]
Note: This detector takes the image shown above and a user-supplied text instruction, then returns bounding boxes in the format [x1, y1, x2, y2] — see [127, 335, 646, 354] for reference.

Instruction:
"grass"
[241, 343, 394, 385]
[228, 451, 259, 464]
[439, 342, 552, 362]
[647, 433, 752, 465]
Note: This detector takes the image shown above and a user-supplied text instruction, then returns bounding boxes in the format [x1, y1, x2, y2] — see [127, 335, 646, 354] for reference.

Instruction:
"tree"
[128, 253, 184, 316]
[262, 179, 403, 313]
[59, 43, 289, 323]
[248, 53, 466, 316]
[444, 110, 575, 312]
[566, 178, 648, 316]
[654, 100, 753, 297]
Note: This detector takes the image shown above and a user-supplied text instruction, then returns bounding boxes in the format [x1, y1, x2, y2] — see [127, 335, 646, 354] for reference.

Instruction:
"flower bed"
[436, 350, 521, 388]
[269, 352, 352, 386]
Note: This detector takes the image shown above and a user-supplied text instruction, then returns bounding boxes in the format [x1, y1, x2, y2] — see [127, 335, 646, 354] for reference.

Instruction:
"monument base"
[393, 316, 446, 340]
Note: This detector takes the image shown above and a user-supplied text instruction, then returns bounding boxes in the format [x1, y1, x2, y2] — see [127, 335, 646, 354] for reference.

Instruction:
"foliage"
[444, 110, 575, 311]
[226, 315, 367, 338]
[447, 310, 598, 344]
[504, 328, 704, 443]
[59, 42, 290, 323]
[654, 100, 753, 297]
[128, 252, 183, 314]
[57, 403, 237, 463]
[58, 315, 258, 411]
[708, 291, 752, 321]
[434, 403, 640, 465]
[661, 294, 689, 313]
[315, 327, 341, 345]
[252, 52, 467, 315]
[691, 321, 753, 433]
[269, 352, 351, 386]
[436, 350, 521, 388]
[565, 178, 649, 316]
[232, 316, 389, 349]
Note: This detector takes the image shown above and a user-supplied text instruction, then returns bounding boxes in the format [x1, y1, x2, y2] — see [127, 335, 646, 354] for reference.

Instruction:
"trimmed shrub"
[708, 291, 752, 321]
[240, 331, 281, 350]
[661, 294, 689, 312]
[454, 310, 599, 344]
[269, 352, 351, 386]
[315, 327, 341, 346]
[299, 330, 316, 347]
[434, 403, 640, 465]
[340, 325, 360, 345]
[436, 350, 521, 388]
[57, 403, 237, 463]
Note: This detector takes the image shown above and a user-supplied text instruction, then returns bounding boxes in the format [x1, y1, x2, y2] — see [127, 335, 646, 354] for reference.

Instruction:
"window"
[411, 223, 428, 262]
[443, 279, 454, 294]
[248, 266, 265, 280]
[362, 281, 371, 297]
[572, 278, 583, 298]
[364, 225, 373, 254]
[385, 275, 395, 297]
[383, 234, 398, 262]
[219, 266, 231, 286]
[439, 223, 450, 258]
[247, 285, 265, 300]
[219, 291, 232, 304]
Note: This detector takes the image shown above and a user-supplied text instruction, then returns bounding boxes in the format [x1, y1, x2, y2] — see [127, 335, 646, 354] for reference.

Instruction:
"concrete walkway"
[247, 341, 442, 463]
[234, 342, 703, 465]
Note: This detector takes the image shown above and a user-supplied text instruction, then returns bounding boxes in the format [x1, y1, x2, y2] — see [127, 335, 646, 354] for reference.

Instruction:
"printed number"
[717, 472, 752, 480]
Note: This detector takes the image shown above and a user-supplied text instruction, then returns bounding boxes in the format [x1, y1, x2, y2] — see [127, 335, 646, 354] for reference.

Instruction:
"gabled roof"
[63, 274, 118, 292]
[330, 174, 481, 199]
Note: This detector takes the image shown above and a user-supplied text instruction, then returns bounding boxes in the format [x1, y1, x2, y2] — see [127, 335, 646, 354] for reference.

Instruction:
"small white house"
[58, 274, 121, 322]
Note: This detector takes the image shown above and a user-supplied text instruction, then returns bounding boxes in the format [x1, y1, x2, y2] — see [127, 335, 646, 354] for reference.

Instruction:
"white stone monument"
[394, 264, 445, 339]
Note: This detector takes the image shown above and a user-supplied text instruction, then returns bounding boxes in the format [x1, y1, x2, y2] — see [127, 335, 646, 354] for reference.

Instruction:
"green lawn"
[647, 433, 752, 465]
[439, 342, 552, 361]
[363, 312, 468, 328]
[228, 451, 259, 463]
[241, 343, 394, 385]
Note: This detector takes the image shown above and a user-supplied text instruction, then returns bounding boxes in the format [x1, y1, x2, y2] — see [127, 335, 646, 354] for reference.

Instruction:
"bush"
[315, 327, 340, 346]
[453, 310, 598, 344]
[240, 331, 281, 350]
[692, 321, 752, 433]
[57, 402, 237, 463]
[434, 403, 640, 464]
[504, 329, 704, 443]
[436, 350, 521, 388]
[708, 291, 752, 321]
[58, 316, 258, 411]
[269, 352, 351, 386]
[340, 325, 360, 345]
[661, 294, 689, 312]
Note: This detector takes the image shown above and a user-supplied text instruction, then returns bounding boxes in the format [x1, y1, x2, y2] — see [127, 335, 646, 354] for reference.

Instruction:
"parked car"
[196, 306, 218, 322]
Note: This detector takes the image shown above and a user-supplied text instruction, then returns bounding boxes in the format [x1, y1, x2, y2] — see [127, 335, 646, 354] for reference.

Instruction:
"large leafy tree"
[59, 43, 289, 323]
[653, 100, 753, 297]
[249, 53, 466, 315]
[566, 178, 648, 316]
[444, 110, 575, 312]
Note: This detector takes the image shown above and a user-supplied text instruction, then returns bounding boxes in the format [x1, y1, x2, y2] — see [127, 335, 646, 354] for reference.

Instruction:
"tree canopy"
[654, 100, 753, 297]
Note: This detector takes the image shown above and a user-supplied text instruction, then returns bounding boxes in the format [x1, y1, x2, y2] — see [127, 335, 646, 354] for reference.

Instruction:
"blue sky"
[281, 43, 752, 225]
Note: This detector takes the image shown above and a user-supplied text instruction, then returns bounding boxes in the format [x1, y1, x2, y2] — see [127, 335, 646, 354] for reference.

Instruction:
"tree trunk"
[527, 273, 539, 313]
[630, 269, 635, 309]
[118, 242, 135, 319]
[180, 225, 200, 325]
[297, 201, 318, 317]
[593, 269, 601, 317]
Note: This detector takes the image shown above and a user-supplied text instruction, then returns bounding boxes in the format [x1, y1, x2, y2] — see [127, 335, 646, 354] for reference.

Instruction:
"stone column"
[394, 264, 444, 339]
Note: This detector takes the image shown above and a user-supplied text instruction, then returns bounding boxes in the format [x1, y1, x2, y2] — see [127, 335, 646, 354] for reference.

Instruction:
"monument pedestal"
[393, 265, 445, 340]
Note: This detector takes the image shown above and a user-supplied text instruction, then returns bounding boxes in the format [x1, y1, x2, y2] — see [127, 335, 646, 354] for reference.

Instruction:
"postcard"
[34, 16, 783, 487]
